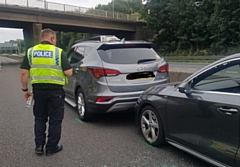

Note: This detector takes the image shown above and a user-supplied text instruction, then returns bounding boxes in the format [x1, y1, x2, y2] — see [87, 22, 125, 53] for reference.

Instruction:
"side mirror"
[178, 86, 186, 93]
[178, 82, 191, 95]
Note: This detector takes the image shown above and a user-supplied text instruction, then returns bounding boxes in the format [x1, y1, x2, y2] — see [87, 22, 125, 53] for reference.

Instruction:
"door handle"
[218, 107, 238, 115]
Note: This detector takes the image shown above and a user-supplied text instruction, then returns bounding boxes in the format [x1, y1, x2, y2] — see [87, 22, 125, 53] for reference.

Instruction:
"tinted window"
[98, 48, 162, 64]
[70, 46, 85, 64]
[193, 60, 240, 93]
[67, 49, 74, 62]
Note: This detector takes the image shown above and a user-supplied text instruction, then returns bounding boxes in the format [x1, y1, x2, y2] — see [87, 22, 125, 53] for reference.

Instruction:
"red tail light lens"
[96, 96, 114, 102]
[88, 68, 105, 79]
[88, 67, 120, 79]
[158, 63, 169, 73]
[105, 69, 120, 76]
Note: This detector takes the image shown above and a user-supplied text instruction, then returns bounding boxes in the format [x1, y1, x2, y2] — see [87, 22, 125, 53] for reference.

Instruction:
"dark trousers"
[33, 88, 65, 150]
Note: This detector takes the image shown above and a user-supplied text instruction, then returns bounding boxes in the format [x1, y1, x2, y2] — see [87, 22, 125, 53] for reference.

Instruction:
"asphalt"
[0, 56, 22, 65]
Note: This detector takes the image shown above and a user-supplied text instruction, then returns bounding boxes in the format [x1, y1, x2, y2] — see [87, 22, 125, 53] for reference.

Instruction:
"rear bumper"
[87, 96, 139, 113]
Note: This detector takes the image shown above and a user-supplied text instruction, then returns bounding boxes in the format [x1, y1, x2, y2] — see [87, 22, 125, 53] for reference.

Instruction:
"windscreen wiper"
[137, 59, 156, 64]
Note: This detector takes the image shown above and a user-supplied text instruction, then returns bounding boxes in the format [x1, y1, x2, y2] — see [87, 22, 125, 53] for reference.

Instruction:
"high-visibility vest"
[27, 44, 67, 85]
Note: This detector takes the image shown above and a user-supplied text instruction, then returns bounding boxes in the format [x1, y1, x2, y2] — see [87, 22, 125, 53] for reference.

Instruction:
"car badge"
[137, 66, 146, 72]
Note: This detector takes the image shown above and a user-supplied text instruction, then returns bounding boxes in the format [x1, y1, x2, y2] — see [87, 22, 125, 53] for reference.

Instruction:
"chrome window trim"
[191, 89, 240, 96]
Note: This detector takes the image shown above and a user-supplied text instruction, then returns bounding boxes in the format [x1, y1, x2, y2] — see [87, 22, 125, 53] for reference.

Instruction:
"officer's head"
[41, 28, 57, 46]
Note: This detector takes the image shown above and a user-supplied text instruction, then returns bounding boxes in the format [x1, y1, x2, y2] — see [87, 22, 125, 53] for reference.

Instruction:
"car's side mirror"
[178, 82, 191, 95]
[178, 86, 186, 93]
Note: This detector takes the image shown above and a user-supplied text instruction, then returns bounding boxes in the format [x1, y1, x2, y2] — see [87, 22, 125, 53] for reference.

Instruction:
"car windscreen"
[97, 46, 162, 64]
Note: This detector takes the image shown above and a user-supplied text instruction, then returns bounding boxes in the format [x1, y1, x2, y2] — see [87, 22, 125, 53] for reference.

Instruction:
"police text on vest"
[33, 51, 53, 58]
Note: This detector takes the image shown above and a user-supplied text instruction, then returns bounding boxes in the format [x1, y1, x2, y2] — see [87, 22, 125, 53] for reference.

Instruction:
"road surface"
[0, 56, 21, 65]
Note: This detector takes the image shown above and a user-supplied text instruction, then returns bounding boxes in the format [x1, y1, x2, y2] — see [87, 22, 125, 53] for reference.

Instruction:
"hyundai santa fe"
[64, 35, 169, 121]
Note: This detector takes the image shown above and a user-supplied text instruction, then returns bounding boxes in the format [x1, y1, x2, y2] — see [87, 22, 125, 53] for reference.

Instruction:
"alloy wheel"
[141, 109, 160, 144]
[77, 92, 85, 117]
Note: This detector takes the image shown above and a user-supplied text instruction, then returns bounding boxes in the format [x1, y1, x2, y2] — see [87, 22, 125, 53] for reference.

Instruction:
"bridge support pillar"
[23, 23, 42, 51]
[134, 26, 144, 40]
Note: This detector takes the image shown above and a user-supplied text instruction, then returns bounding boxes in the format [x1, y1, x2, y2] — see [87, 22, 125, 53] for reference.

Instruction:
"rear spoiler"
[98, 43, 152, 50]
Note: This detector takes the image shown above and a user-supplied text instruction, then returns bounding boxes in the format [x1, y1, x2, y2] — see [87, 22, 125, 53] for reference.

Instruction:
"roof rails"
[75, 35, 120, 44]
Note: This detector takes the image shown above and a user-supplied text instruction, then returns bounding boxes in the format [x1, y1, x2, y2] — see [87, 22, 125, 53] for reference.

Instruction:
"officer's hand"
[23, 91, 31, 101]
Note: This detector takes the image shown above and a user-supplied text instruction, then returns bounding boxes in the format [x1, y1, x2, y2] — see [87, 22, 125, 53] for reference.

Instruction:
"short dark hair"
[41, 28, 56, 39]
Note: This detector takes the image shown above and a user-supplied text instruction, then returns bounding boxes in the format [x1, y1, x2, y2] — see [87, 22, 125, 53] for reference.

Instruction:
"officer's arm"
[64, 69, 72, 76]
[20, 55, 30, 90]
[20, 69, 29, 89]
[61, 52, 72, 76]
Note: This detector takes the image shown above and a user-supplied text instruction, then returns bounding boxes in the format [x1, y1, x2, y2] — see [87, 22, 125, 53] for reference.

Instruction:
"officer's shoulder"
[55, 46, 63, 50]
[27, 46, 34, 52]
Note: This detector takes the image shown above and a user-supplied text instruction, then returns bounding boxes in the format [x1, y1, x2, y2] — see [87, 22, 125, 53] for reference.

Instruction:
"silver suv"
[64, 35, 169, 121]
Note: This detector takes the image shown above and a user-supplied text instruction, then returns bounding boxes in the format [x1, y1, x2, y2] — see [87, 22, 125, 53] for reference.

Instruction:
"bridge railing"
[0, 0, 140, 21]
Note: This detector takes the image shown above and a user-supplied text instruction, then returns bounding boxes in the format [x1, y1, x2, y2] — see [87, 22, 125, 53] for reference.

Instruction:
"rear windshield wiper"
[137, 59, 156, 64]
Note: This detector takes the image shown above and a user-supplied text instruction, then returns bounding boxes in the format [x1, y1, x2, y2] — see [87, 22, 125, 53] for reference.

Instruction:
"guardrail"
[0, 0, 139, 21]
[164, 56, 225, 62]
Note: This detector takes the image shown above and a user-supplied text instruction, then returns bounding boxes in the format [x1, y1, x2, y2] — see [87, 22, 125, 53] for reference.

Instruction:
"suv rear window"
[97, 48, 162, 64]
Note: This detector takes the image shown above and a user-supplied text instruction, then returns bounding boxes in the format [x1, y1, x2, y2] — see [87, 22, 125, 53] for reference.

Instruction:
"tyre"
[140, 106, 165, 146]
[76, 89, 92, 121]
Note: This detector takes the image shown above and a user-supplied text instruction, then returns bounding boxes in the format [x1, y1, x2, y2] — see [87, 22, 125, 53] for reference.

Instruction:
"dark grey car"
[135, 53, 240, 167]
[64, 36, 169, 121]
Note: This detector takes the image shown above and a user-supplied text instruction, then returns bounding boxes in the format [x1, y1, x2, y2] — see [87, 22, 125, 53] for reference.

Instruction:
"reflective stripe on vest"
[55, 47, 60, 66]
[31, 64, 62, 70]
[30, 76, 65, 82]
[29, 47, 33, 65]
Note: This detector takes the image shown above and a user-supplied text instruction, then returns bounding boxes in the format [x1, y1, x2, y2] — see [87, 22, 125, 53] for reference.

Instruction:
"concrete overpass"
[0, 1, 146, 49]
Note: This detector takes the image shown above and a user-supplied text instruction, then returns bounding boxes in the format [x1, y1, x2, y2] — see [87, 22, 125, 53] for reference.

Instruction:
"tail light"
[158, 63, 169, 73]
[88, 67, 120, 79]
[96, 96, 114, 102]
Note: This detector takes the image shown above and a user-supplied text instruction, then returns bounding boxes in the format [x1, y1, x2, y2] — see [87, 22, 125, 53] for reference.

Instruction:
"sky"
[0, 0, 112, 43]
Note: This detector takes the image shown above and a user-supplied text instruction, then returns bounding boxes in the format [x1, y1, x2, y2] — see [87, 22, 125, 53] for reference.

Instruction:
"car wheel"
[140, 106, 165, 146]
[76, 89, 92, 121]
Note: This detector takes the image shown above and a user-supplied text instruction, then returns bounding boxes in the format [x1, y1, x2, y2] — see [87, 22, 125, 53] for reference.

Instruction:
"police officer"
[20, 28, 72, 156]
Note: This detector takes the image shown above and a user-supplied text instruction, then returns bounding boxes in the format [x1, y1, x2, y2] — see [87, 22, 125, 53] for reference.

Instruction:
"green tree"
[56, 32, 96, 53]
[208, 0, 240, 54]
[140, 0, 240, 56]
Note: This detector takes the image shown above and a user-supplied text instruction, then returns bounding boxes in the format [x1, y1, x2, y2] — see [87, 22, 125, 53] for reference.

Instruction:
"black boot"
[35, 145, 44, 155]
[46, 144, 63, 156]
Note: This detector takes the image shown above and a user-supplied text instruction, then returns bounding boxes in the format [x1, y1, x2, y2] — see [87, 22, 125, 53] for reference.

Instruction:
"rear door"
[64, 48, 75, 96]
[97, 44, 169, 93]
[64, 46, 85, 98]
